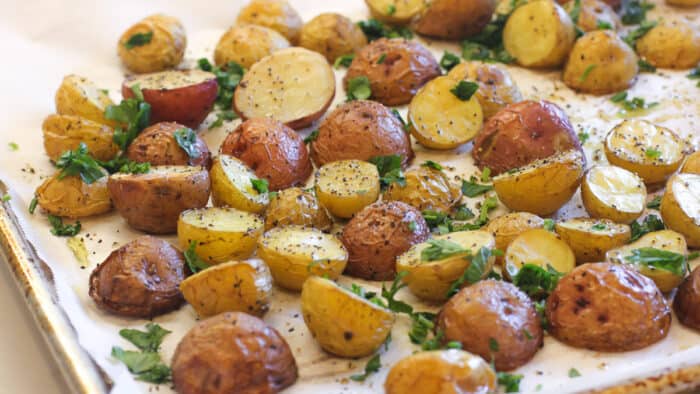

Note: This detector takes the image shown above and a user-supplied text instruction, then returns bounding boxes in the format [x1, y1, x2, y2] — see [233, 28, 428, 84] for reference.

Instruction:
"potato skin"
[117, 14, 186, 73]
[36, 172, 112, 219]
[344, 38, 440, 106]
[220, 118, 312, 191]
[546, 263, 671, 352]
[264, 187, 332, 231]
[563, 0, 620, 32]
[674, 266, 700, 331]
[682, 151, 700, 175]
[342, 201, 429, 280]
[88, 236, 186, 318]
[412, 0, 497, 40]
[42, 114, 119, 162]
[126, 122, 211, 168]
[214, 24, 290, 68]
[236, 0, 303, 44]
[447, 62, 523, 119]
[299, 13, 368, 63]
[437, 280, 543, 371]
[636, 20, 700, 70]
[54, 74, 117, 127]
[384, 166, 462, 212]
[472, 100, 584, 175]
[172, 312, 298, 394]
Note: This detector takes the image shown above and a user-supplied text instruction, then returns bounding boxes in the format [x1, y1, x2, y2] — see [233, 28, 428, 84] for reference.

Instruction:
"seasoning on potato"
[556, 218, 631, 264]
[126, 122, 211, 168]
[411, 0, 498, 40]
[299, 13, 367, 63]
[54, 74, 118, 127]
[562, 0, 620, 32]
[117, 14, 186, 73]
[236, 0, 303, 44]
[214, 24, 290, 68]
[681, 151, 700, 175]
[384, 165, 462, 212]
[42, 114, 118, 163]
[315, 160, 381, 219]
[660, 173, 700, 248]
[447, 61, 523, 119]
[581, 165, 647, 224]
[264, 187, 333, 231]
[365, 0, 427, 25]
[36, 170, 112, 219]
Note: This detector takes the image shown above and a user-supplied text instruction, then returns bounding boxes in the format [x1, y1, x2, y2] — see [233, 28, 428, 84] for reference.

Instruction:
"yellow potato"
[396, 231, 496, 301]
[636, 20, 700, 70]
[179, 259, 272, 318]
[503, 0, 576, 68]
[493, 149, 585, 216]
[301, 276, 394, 358]
[299, 13, 367, 63]
[383, 166, 462, 212]
[177, 207, 264, 263]
[504, 228, 576, 279]
[117, 14, 187, 73]
[214, 24, 290, 68]
[42, 114, 118, 162]
[666, 0, 700, 6]
[315, 160, 380, 218]
[563, 0, 620, 32]
[408, 76, 483, 150]
[264, 187, 332, 231]
[660, 174, 700, 248]
[210, 155, 269, 214]
[485, 212, 545, 265]
[581, 165, 647, 224]
[447, 61, 523, 119]
[604, 120, 685, 186]
[365, 0, 427, 24]
[236, 0, 303, 44]
[556, 218, 631, 264]
[257, 226, 348, 291]
[54, 74, 117, 127]
[35, 171, 112, 218]
[681, 151, 700, 175]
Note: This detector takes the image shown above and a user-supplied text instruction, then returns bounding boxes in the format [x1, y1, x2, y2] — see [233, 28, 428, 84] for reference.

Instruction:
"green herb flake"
[346, 76, 372, 101]
[184, 241, 210, 274]
[118, 160, 151, 174]
[512, 264, 563, 300]
[523, 329, 534, 340]
[304, 129, 320, 144]
[450, 80, 479, 101]
[579, 64, 597, 82]
[624, 247, 688, 277]
[497, 372, 524, 393]
[421, 160, 443, 171]
[408, 312, 436, 345]
[568, 368, 582, 378]
[48, 215, 81, 237]
[358, 19, 412, 41]
[210, 110, 239, 128]
[578, 131, 590, 144]
[610, 91, 658, 112]
[460, 12, 515, 64]
[440, 51, 461, 71]
[620, 0, 655, 25]
[387, 4, 396, 15]
[408, 221, 417, 232]
[251, 178, 269, 194]
[569, 0, 582, 23]
[106, 84, 151, 151]
[55, 143, 106, 184]
[461, 178, 493, 197]
[638, 59, 656, 73]
[447, 247, 494, 297]
[481, 167, 491, 182]
[197, 58, 245, 110]
[543, 219, 555, 232]
[350, 354, 381, 381]
[596, 20, 613, 29]
[630, 214, 665, 241]
[645, 147, 661, 159]
[390, 109, 409, 131]
[1, 194, 10, 202]
[647, 196, 662, 210]
[8, 142, 18, 151]
[124, 31, 153, 49]
[28, 197, 38, 214]
[591, 223, 607, 231]
[369, 154, 405, 188]
[119, 323, 171, 353]
[623, 19, 657, 48]
[173, 128, 201, 159]
[377, 53, 387, 64]
[489, 337, 500, 352]
[421, 239, 469, 262]
[333, 53, 355, 68]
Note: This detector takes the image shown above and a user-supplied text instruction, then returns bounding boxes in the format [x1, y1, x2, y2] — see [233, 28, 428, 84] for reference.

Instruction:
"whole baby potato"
[42, 114, 118, 162]
[264, 187, 332, 231]
[447, 61, 523, 119]
[126, 122, 211, 168]
[236, 0, 303, 44]
[35, 171, 112, 219]
[412, 0, 497, 40]
[299, 13, 368, 63]
[214, 24, 290, 68]
[636, 20, 700, 70]
[117, 14, 186, 73]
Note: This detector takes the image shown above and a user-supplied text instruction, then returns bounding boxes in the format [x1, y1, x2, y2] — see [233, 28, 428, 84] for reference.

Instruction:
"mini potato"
[214, 24, 290, 68]
[493, 149, 585, 216]
[666, 0, 700, 6]
[126, 122, 212, 168]
[301, 276, 395, 357]
[179, 259, 272, 318]
[264, 187, 332, 231]
[606, 229, 688, 292]
[42, 114, 118, 162]
[54, 74, 117, 127]
[447, 62, 523, 119]
[257, 226, 348, 291]
[562, 30, 638, 94]
[681, 151, 700, 175]
[674, 266, 700, 331]
[365, 0, 427, 24]
[177, 207, 264, 263]
[117, 14, 186, 73]
[563, 0, 620, 32]
[660, 173, 700, 248]
[604, 120, 685, 185]
[504, 229, 576, 279]
[314, 160, 380, 219]
[503, 0, 576, 68]
[35, 171, 112, 218]
[209, 155, 269, 214]
[299, 13, 368, 63]
[383, 166, 462, 212]
[234, 48, 335, 129]
[485, 212, 545, 265]
[408, 76, 484, 150]
[412, 0, 497, 40]
[396, 231, 496, 302]
[581, 165, 647, 224]
[236, 0, 303, 44]
[636, 20, 700, 70]
[556, 218, 631, 264]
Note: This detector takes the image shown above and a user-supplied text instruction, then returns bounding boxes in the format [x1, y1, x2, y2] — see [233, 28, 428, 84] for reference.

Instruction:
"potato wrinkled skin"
[472, 100, 584, 175]
[546, 263, 671, 351]
[88, 236, 186, 318]
[220, 118, 312, 191]
[236, 0, 303, 44]
[42, 114, 119, 163]
[214, 25, 290, 68]
[636, 20, 700, 70]
[384, 166, 462, 212]
[437, 280, 543, 371]
[310, 100, 414, 168]
[172, 312, 298, 394]
[264, 187, 332, 231]
[117, 14, 186, 73]
[299, 13, 368, 63]
[412, 0, 497, 40]
[342, 201, 429, 280]
[447, 62, 523, 119]
[674, 266, 700, 331]
[126, 122, 211, 168]
[344, 38, 441, 106]
[36, 172, 112, 219]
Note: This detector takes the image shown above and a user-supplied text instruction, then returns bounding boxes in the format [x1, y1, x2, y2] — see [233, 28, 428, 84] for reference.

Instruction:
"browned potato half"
[636, 20, 700, 70]
[365, 0, 427, 24]
[299, 13, 367, 63]
[412, 0, 497, 40]
[660, 173, 700, 248]
[447, 62, 523, 119]
[556, 218, 631, 264]
[126, 122, 212, 168]
[54, 74, 117, 127]
[209, 155, 269, 214]
[485, 212, 545, 265]
[581, 165, 647, 224]
[681, 151, 700, 175]
[563, 0, 621, 32]
[236, 0, 303, 44]
[234, 48, 335, 129]
[35, 171, 112, 219]
[214, 24, 290, 68]
[42, 114, 118, 162]
[264, 187, 332, 231]
[384, 166, 462, 212]
[674, 266, 700, 331]
[117, 14, 186, 73]
[504, 229, 576, 279]
[315, 160, 381, 219]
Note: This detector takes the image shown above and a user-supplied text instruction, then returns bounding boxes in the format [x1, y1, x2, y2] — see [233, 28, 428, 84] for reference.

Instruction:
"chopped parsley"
[638, 59, 656, 73]
[408, 221, 418, 232]
[357, 19, 412, 41]
[579, 64, 597, 82]
[105, 84, 151, 152]
[630, 214, 665, 241]
[498, 372, 524, 393]
[381, 271, 413, 314]
[117, 160, 151, 174]
[543, 219, 555, 232]
[197, 58, 245, 110]
[450, 81, 479, 101]
[624, 248, 688, 277]
[446, 247, 496, 297]
[1, 194, 10, 203]
[304, 129, 319, 144]
[596, 20, 613, 30]
[460, 13, 514, 64]
[390, 109, 408, 131]
[55, 143, 106, 184]
[689, 66, 700, 87]
[346, 76, 372, 101]
[112, 323, 171, 384]
[8, 142, 18, 151]
[489, 337, 500, 352]
[124, 31, 153, 49]
[645, 147, 661, 159]
[119, 323, 171, 353]
[647, 196, 661, 210]
[620, 0, 655, 25]
[251, 178, 269, 194]
[184, 241, 210, 274]
[350, 354, 381, 381]
[568, 368, 582, 378]
[28, 197, 38, 214]
[578, 131, 590, 144]
[610, 91, 658, 112]
[173, 128, 200, 159]
[333, 53, 355, 68]
[369, 154, 405, 188]
[461, 177, 493, 197]
[591, 223, 608, 231]
[376, 53, 387, 64]
[48, 215, 81, 237]
[512, 264, 563, 299]
[481, 167, 491, 182]
[421, 160, 443, 171]
[440, 51, 461, 71]
[210, 110, 239, 128]
[569, 0, 582, 23]
[421, 239, 469, 262]
[386, 4, 396, 15]
[623, 20, 657, 48]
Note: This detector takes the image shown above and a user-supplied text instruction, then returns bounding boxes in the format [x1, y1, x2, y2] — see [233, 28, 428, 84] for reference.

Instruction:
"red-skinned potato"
[412, 0, 497, 40]
[126, 122, 211, 169]
[122, 69, 217, 129]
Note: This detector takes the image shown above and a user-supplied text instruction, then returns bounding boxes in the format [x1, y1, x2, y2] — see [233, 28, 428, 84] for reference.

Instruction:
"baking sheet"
[1, 0, 699, 393]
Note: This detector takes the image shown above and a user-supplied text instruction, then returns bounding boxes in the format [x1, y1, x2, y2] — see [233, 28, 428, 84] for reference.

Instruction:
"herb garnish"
[1, 194, 10, 202]
[377, 53, 387, 64]
[623, 20, 657, 48]
[630, 214, 665, 241]
[358, 19, 412, 41]
[334, 54, 355, 68]
[390, 109, 408, 131]
[421, 239, 469, 262]
[498, 372, 524, 392]
[112, 323, 171, 384]
[304, 129, 319, 144]
[369, 154, 405, 188]
[610, 91, 658, 112]
[8, 142, 18, 151]
[119, 323, 171, 353]
[647, 196, 661, 210]
[579, 64, 597, 82]
[591, 223, 607, 231]
[450, 81, 479, 101]
[117, 160, 151, 174]
[28, 197, 38, 214]
[210, 110, 239, 128]
[461, 177, 493, 197]
[512, 264, 563, 299]
[197, 58, 245, 110]
[381, 271, 413, 314]
[568, 368, 582, 378]
[173, 128, 200, 159]
[596, 20, 613, 30]
[460, 13, 514, 64]
[638, 59, 656, 73]
[387, 4, 396, 15]
[346, 76, 372, 101]
[645, 147, 661, 159]
[578, 131, 590, 144]
[251, 178, 269, 194]
[440, 51, 461, 71]
[105, 84, 151, 152]
[350, 354, 381, 381]
[543, 219, 555, 232]
[446, 247, 497, 297]
[55, 143, 106, 184]
[624, 248, 688, 276]
[421, 160, 443, 171]
[184, 241, 210, 274]
[48, 215, 81, 236]
[124, 32, 153, 49]
[620, 0, 655, 25]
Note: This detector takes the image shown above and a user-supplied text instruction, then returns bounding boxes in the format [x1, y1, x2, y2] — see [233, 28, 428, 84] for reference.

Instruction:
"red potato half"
[122, 69, 218, 129]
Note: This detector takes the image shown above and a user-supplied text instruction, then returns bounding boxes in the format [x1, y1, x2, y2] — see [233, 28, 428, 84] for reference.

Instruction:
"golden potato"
[236, 0, 303, 44]
[556, 218, 631, 264]
[447, 62, 523, 119]
[563, 0, 620, 32]
[485, 212, 545, 265]
[214, 24, 290, 68]
[42, 114, 118, 162]
[412, 0, 497, 39]
[660, 173, 700, 248]
[581, 165, 647, 224]
[299, 13, 367, 63]
[666, 0, 700, 6]
[264, 187, 332, 231]
[35, 171, 111, 218]
[682, 151, 700, 175]
[384, 166, 462, 212]
[54, 74, 117, 127]
[117, 14, 186, 73]
[365, 0, 427, 24]
[636, 20, 700, 70]
[209, 155, 269, 214]
[315, 160, 380, 219]
[504, 229, 576, 279]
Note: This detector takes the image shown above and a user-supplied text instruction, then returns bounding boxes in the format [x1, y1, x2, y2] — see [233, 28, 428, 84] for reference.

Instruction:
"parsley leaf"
[578, 131, 590, 144]
[346, 76, 372, 101]
[568, 368, 582, 378]
[304, 129, 319, 144]
[638, 59, 656, 73]
[620, 0, 655, 25]
[8, 142, 18, 151]
[124, 31, 153, 49]
[647, 196, 661, 209]
[106, 84, 151, 152]
[421, 239, 470, 262]
[1, 194, 10, 202]
[623, 20, 657, 48]
[624, 247, 688, 277]
[334, 53, 355, 68]
[461, 178, 493, 197]
[450, 81, 479, 101]
[119, 323, 171, 353]
[421, 160, 443, 171]
[173, 128, 200, 159]
[591, 223, 607, 231]
[390, 109, 408, 131]
[596, 20, 613, 29]
[111, 347, 171, 383]
[579, 64, 597, 82]
[48, 215, 81, 236]
[55, 143, 106, 184]
[210, 110, 238, 128]
[460, 13, 514, 64]
[645, 147, 661, 159]
[609, 91, 658, 112]
[630, 215, 665, 241]
[184, 240, 210, 274]
[489, 337, 500, 352]
[377, 53, 387, 64]
[118, 160, 151, 174]
[358, 19, 412, 41]
[28, 197, 38, 214]
[543, 219, 555, 232]
[569, 0, 582, 23]
[408, 312, 436, 344]
[447, 247, 494, 297]
[369, 155, 405, 188]
[250, 178, 269, 194]
[197, 58, 245, 110]
[381, 271, 413, 315]
[481, 168, 491, 182]
[498, 372, 524, 393]
[512, 264, 563, 299]
[350, 354, 381, 381]
[408, 221, 417, 232]
[387, 4, 396, 15]
[440, 51, 461, 71]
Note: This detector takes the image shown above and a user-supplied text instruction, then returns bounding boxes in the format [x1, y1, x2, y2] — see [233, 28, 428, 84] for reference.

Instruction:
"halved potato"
[365, 0, 427, 24]
[396, 231, 496, 301]
[503, 0, 576, 68]
[234, 47, 335, 129]
[264, 187, 332, 231]
[257, 226, 348, 291]
[504, 228, 576, 279]
[485, 212, 545, 265]
[682, 151, 700, 175]
[604, 120, 685, 186]
[606, 229, 688, 292]
[36, 171, 112, 218]
[660, 174, 700, 248]
[177, 207, 264, 263]
[383, 166, 462, 212]
[556, 218, 631, 263]
[301, 276, 394, 357]
[210, 155, 269, 214]
[408, 76, 483, 150]
[42, 114, 118, 162]
[54, 74, 117, 127]
[179, 259, 272, 318]
[447, 62, 523, 119]
[581, 165, 647, 224]
[315, 160, 380, 218]
[493, 149, 585, 216]
[214, 24, 290, 68]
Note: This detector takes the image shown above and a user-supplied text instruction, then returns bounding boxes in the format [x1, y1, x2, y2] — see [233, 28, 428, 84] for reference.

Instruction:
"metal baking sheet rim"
[0, 185, 698, 394]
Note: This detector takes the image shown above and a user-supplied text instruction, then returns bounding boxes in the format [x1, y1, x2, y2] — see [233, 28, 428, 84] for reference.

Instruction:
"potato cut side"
[661, 174, 700, 248]
[234, 47, 336, 129]
[210, 155, 269, 213]
[365, 0, 426, 24]
[682, 151, 700, 175]
[55, 74, 117, 127]
[315, 160, 380, 218]
[257, 225, 348, 291]
[408, 76, 483, 150]
[504, 229, 576, 279]
[36, 171, 112, 218]
[581, 165, 647, 224]
[485, 212, 545, 266]
[555, 218, 631, 263]
[124, 69, 216, 90]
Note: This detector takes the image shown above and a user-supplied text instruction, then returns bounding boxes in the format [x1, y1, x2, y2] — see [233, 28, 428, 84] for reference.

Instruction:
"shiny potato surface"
[299, 13, 367, 63]
[264, 187, 332, 231]
[674, 266, 700, 331]
[126, 122, 211, 168]
[383, 166, 462, 212]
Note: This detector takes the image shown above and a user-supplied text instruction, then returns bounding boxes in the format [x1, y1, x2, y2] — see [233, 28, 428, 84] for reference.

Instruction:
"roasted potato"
[214, 24, 290, 68]
[301, 276, 394, 357]
[493, 149, 585, 216]
[342, 201, 429, 280]
[344, 38, 441, 106]
[264, 187, 332, 231]
[604, 119, 685, 186]
[408, 76, 484, 150]
[556, 218, 631, 264]
[581, 165, 647, 224]
[234, 48, 335, 129]
[219, 118, 312, 190]
[54, 74, 117, 127]
[35, 171, 112, 218]
[310, 100, 414, 168]
[385, 349, 497, 394]
[365, 0, 427, 24]
[438, 280, 543, 371]
[384, 166, 462, 212]
[674, 266, 700, 331]
[636, 20, 700, 70]
[563, 0, 621, 32]
[546, 263, 672, 351]
[666, 0, 700, 6]
[126, 122, 211, 168]
[563, 30, 638, 94]
[485, 212, 545, 265]
[89, 236, 186, 318]
[210, 155, 269, 214]
[503, 0, 576, 68]
[177, 207, 264, 263]
[504, 228, 576, 279]
[180, 259, 272, 318]
[681, 151, 700, 175]
[172, 312, 297, 394]
[412, 0, 497, 40]
[447, 62, 523, 119]
[42, 114, 118, 162]
[299, 13, 368, 63]
[472, 100, 583, 175]
[258, 226, 348, 291]
[236, 0, 303, 44]
[660, 173, 700, 248]
[108, 166, 210, 234]
[117, 14, 186, 73]
[314, 160, 381, 219]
